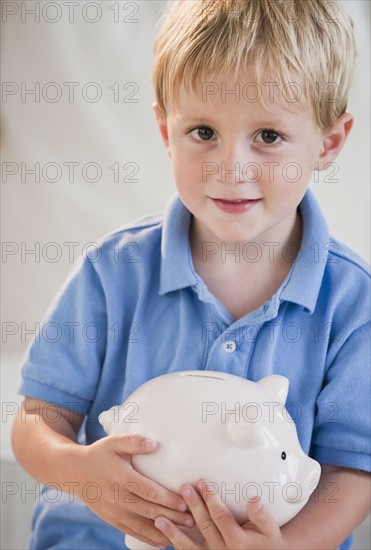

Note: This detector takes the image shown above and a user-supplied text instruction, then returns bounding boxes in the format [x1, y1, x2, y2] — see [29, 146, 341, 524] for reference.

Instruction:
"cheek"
[172, 150, 204, 186]
[293, 145, 324, 184]
[260, 152, 313, 198]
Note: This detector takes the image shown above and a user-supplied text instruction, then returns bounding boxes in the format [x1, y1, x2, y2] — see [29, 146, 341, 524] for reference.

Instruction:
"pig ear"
[99, 405, 120, 434]
[227, 408, 264, 448]
[257, 375, 289, 405]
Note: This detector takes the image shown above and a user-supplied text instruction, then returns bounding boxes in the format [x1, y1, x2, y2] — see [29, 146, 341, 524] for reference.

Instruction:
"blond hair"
[152, 0, 357, 134]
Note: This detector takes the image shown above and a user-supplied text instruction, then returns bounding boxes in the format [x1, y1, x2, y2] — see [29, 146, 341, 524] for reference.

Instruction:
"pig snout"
[296, 456, 321, 502]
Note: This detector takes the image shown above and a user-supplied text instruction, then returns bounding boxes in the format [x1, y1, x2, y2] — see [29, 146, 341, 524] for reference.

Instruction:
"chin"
[213, 225, 258, 242]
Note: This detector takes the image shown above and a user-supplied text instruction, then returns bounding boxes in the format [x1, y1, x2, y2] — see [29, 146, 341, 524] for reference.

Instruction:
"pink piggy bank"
[99, 370, 321, 550]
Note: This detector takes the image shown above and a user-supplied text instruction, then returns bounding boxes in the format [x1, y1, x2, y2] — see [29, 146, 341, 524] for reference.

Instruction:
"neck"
[189, 211, 303, 273]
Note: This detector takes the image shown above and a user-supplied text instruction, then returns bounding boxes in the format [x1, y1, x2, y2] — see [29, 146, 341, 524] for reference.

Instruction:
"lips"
[214, 198, 254, 204]
[210, 197, 262, 214]
[213, 198, 261, 203]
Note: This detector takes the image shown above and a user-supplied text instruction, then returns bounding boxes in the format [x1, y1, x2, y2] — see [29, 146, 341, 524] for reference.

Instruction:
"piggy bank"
[99, 371, 321, 550]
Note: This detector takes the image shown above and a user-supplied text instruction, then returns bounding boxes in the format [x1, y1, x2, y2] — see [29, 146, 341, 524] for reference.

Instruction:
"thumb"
[110, 433, 159, 456]
[243, 497, 279, 537]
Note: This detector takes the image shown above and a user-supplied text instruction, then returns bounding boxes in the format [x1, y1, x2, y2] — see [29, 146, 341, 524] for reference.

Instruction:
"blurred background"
[1, 1, 370, 548]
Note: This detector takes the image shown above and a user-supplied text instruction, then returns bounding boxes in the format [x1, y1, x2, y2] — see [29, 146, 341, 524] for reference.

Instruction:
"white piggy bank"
[99, 371, 321, 550]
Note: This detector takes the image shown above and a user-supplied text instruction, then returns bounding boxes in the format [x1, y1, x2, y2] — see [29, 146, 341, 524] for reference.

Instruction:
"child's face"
[153, 68, 353, 248]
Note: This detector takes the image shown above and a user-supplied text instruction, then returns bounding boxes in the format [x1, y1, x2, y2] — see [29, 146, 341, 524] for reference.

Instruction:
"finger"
[111, 433, 160, 456]
[243, 498, 280, 538]
[154, 516, 203, 550]
[120, 468, 190, 516]
[179, 484, 226, 549]
[195, 480, 243, 548]
[117, 513, 171, 548]
[111, 435, 188, 513]
[118, 484, 195, 527]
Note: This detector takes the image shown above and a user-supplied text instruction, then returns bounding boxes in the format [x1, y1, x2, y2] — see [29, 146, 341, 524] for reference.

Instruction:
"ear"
[99, 405, 120, 434]
[226, 408, 264, 448]
[258, 375, 289, 405]
[152, 101, 171, 159]
[316, 112, 354, 170]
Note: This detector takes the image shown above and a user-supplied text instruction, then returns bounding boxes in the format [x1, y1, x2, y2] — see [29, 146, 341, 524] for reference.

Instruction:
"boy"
[12, 1, 370, 549]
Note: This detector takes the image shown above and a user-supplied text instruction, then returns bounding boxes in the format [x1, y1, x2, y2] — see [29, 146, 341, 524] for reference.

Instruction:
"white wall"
[1, 1, 370, 548]
[2, 0, 370, 360]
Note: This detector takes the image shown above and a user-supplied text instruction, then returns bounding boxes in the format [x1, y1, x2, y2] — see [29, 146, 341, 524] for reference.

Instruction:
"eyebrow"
[179, 116, 290, 127]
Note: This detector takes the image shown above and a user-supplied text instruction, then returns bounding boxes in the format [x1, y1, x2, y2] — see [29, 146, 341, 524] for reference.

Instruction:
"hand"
[76, 434, 195, 548]
[154, 480, 287, 549]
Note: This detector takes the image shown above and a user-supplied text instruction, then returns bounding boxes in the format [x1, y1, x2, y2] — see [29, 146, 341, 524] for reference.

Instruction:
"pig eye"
[281, 451, 286, 460]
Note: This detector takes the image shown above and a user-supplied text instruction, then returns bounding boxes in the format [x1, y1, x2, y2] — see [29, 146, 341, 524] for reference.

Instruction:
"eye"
[256, 129, 283, 146]
[281, 451, 286, 460]
[188, 126, 215, 142]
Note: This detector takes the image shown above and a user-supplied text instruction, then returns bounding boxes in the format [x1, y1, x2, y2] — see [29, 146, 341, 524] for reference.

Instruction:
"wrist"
[41, 438, 87, 494]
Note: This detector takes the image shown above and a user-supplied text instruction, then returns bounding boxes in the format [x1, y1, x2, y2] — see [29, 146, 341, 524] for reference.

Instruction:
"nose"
[216, 141, 250, 185]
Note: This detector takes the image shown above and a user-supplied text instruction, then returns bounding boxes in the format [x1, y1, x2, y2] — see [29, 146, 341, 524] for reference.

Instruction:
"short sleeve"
[311, 321, 371, 472]
[18, 254, 108, 414]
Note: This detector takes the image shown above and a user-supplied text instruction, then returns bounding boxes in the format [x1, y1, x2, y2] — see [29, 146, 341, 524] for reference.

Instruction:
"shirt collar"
[158, 192, 197, 295]
[159, 189, 330, 314]
[279, 188, 330, 314]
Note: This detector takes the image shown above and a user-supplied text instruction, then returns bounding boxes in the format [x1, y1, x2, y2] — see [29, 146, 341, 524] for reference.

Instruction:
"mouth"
[210, 197, 262, 214]
[213, 198, 261, 204]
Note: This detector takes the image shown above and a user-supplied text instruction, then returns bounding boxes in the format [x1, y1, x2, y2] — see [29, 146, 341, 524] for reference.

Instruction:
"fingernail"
[143, 438, 157, 449]
[180, 486, 193, 498]
[176, 501, 187, 512]
[155, 518, 168, 529]
[196, 479, 209, 491]
[254, 497, 262, 510]
[183, 517, 195, 527]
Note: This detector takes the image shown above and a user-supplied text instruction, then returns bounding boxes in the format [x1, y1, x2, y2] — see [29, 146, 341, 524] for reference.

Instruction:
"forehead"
[170, 68, 311, 124]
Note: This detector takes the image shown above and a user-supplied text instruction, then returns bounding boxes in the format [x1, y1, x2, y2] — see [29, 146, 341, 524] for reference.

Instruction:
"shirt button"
[223, 340, 236, 353]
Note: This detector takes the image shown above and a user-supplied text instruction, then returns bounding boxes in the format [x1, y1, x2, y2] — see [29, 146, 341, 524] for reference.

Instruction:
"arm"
[12, 396, 84, 486]
[154, 464, 370, 549]
[12, 397, 194, 547]
[281, 464, 371, 549]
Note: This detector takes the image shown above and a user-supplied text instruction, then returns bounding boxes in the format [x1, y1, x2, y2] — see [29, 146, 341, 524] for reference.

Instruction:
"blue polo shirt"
[19, 188, 370, 550]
